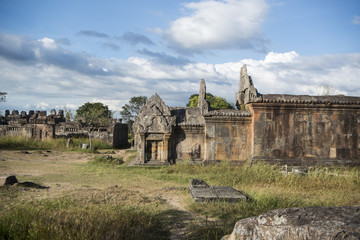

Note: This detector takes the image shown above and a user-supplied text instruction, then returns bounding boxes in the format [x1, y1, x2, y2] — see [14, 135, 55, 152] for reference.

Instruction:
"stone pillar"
[198, 79, 209, 115]
[140, 133, 146, 163]
[163, 134, 171, 163]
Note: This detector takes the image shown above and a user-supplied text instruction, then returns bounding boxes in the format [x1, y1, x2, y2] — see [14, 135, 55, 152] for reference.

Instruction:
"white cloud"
[264, 51, 299, 63]
[38, 37, 57, 49]
[91, 98, 127, 112]
[0, 34, 359, 114]
[353, 15, 360, 25]
[35, 102, 49, 110]
[163, 0, 268, 52]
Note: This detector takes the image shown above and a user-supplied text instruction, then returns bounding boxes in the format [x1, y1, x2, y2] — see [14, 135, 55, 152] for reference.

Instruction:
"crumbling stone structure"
[134, 65, 360, 166]
[0, 109, 129, 148]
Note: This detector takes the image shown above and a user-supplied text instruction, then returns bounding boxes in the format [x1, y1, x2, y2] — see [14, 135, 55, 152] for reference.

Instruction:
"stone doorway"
[145, 140, 163, 162]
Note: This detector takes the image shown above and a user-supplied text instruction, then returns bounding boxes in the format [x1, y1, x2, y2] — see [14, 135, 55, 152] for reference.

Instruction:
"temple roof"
[204, 109, 252, 117]
[253, 94, 360, 105]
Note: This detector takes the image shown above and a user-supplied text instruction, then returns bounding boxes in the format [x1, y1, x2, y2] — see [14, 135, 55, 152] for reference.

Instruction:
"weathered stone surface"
[198, 79, 210, 115]
[250, 100, 360, 165]
[4, 175, 18, 185]
[235, 64, 261, 107]
[0, 109, 128, 148]
[133, 93, 177, 164]
[189, 179, 247, 202]
[132, 65, 360, 166]
[223, 206, 360, 240]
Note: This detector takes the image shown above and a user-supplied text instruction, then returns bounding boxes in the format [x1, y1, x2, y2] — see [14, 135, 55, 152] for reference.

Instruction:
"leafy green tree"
[0, 92, 7, 102]
[75, 102, 112, 149]
[186, 93, 234, 109]
[120, 96, 147, 132]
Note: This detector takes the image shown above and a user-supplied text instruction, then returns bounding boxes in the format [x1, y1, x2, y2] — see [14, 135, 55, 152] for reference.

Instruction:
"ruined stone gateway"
[134, 65, 360, 166]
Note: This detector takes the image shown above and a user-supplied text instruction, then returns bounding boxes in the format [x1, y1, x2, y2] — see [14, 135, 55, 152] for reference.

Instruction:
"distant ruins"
[134, 65, 360, 166]
[0, 109, 128, 148]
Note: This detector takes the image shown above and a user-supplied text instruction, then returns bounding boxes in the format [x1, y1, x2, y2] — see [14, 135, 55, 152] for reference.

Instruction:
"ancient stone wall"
[170, 125, 204, 161]
[249, 101, 360, 165]
[0, 124, 54, 140]
[134, 64, 360, 166]
[113, 123, 129, 148]
[0, 109, 129, 148]
[204, 114, 252, 162]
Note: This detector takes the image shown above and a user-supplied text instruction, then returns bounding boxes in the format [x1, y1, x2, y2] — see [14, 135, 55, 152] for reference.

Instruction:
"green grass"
[0, 135, 112, 150]
[1, 150, 359, 240]
[88, 161, 360, 238]
[90, 155, 124, 165]
[0, 190, 170, 240]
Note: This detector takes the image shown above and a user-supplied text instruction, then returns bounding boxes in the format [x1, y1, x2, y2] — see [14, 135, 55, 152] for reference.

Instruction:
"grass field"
[0, 138, 359, 239]
[0, 135, 112, 151]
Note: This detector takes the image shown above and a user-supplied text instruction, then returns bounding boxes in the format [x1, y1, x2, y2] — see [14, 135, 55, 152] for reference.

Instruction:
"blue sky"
[0, 0, 359, 115]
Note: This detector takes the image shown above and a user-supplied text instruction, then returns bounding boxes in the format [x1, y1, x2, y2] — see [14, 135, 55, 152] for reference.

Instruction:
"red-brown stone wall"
[249, 103, 360, 165]
[204, 116, 252, 162]
[170, 126, 204, 160]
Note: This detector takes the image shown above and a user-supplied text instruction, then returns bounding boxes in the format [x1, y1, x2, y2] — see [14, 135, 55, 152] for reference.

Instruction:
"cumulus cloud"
[264, 51, 299, 63]
[0, 32, 37, 62]
[38, 37, 57, 49]
[0, 32, 111, 76]
[162, 0, 269, 52]
[0, 32, 359, 114]
[35, 102, 49, 110]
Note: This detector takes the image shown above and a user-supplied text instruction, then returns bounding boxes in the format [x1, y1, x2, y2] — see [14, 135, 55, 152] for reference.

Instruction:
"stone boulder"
[3, 175, 49, 189]
[223, 206, 360, 240]
[4, 175, 18, 185]
[189, 179, 247, 202]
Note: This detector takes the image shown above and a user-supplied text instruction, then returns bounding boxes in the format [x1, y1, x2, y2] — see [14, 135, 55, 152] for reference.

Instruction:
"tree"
[186, 93, 234, 109]
[0, 92, 7, 102]
[75, 102, 112, 149]
[120, 96, 147, 132]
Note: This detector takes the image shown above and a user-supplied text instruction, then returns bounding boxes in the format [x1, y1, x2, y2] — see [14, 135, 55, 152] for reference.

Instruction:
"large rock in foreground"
[223, 206, 360, 240]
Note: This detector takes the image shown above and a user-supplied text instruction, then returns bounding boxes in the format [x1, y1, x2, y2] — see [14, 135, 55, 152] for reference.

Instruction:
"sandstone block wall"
[249, 102, 360, 165]
[204, 116, 252, 162]
[170, 126, 204, 160]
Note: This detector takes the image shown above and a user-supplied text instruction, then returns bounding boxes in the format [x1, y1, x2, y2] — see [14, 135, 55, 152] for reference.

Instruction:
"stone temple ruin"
[133, 65, 360, 166]
[0, 109, 129, 148]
